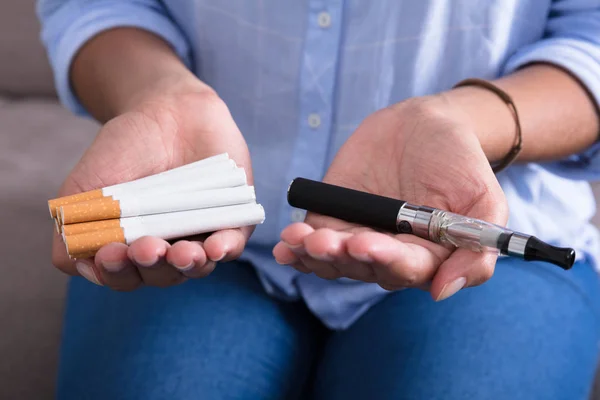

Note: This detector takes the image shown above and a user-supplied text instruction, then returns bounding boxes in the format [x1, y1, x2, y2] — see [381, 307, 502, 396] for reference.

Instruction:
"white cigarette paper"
[56, 169, 250, 224]
[104, 158, 237, 197]
[121, 203, 265, 242]
[117, 185, 256, 217]
[47, 153, 234, 218]
[63, 203, 265, 255]
[130, 168, 247, 199]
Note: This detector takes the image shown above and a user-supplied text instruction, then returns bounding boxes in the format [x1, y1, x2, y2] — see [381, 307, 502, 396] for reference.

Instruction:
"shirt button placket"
[281, 1, 344, 228]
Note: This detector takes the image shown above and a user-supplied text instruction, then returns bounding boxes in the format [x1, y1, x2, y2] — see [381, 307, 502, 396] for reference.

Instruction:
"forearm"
[71, 28, 211, 122]
[444, 63, 599, 163]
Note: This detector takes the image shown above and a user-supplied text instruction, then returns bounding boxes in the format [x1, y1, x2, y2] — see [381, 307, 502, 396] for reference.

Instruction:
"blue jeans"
[57, 258, 600, 400]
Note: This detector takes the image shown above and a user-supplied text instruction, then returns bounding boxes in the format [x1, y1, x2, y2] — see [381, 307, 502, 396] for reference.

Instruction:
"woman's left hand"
[273, 95, 509, 301]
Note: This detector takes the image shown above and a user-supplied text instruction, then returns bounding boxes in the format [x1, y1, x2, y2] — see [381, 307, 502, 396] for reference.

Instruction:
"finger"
[52, 229, 78, 276]
[303, 228, 376, 281]
[128, 236, 186, 287]
[203, 228, 248, 262]
[304, 212, 365, 232]
[95, 243, 142, 291]
[53, 227, 105, 285]
[424, 180, 506, 300]
[184, 260, 218, 279]
[273, 241, 299, 265]
[73, 258, 104, 286]
[166, 240, 214, 279]
[430, 249, 498, 301]
[280, 223, 331, 275]
[280, 222, 315, 247]
[346, 232, 449, 288]
[297, 255, 342, 280]
[272, 242, 312, 274]
[302, 228, 352, 261]
[284, 232, 342, 280]
[286, 241, 338, 278]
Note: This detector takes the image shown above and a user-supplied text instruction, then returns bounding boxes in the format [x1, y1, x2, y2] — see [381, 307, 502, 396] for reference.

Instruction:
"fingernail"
[101, 261, 125, 273]
[351, 252, 374, 263]
[285, 243, 307, 256]
[276, 257, 296, 266]
[436, 277, 466, 301]
[136, 256, 158, 268]
[202, 261, 216, 271]
[312, 253, 333, 262]
[212, 252, 226, 262]
[76, 262, 102, 286]
[174, 261, 195, 272]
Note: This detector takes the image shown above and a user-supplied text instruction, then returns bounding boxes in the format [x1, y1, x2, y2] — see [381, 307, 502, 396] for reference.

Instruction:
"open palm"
[274, 97, 508, 301]
[53, 91, 254, 290]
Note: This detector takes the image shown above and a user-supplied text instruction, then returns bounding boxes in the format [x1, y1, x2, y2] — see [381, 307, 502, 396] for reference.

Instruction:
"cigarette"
[127, 186, 256, 216]
[63, 219, 122, 236]
[55, 217, 61, 234]
[47, 153, 231, 217]
[48, 190, 104, 218]
[64, 203, 265, 256]
[59, 170, 249, 224]
[104, 158, 237, 197]
[64, 227, 127, 255]
[60, 185, 256, 225]
[60, 197, 120, 225]
[56, 208, 63, 225]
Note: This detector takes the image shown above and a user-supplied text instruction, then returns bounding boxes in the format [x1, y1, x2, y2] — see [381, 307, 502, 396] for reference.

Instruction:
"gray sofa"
[0, 1, 98, 398]
[1, 1, 599, 398]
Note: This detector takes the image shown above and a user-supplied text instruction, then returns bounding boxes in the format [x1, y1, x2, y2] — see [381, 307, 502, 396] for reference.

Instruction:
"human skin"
[55, 28, 598, 298]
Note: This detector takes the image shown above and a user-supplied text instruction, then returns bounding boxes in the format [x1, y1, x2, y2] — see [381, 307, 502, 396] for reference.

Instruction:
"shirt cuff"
[502, 38, 600, 180]
[42, 1, 192, 116]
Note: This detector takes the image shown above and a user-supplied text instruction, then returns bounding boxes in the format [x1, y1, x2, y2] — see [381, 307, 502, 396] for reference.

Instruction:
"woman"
[38, 1, 600, 399]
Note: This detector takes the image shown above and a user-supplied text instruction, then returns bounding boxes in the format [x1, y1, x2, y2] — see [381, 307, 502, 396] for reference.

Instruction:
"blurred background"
[0, 1, 98, 398]
[1, 1, 600, 399]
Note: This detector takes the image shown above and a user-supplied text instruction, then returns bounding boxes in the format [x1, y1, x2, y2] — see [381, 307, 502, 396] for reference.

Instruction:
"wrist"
[71, 27, 217, 122]
[120, 72, 216, 114]
[438, 84, 517, 163]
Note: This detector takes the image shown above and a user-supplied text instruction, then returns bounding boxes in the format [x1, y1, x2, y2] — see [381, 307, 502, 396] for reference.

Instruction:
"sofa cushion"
[0, 0, 56, 97]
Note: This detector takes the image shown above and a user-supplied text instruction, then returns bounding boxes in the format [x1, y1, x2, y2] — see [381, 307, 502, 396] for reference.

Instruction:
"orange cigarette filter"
[64, 227, 126, 256]
[48, 189, 105, 218]
[62, 219, 121, 236]
[60, 198, 121, 225]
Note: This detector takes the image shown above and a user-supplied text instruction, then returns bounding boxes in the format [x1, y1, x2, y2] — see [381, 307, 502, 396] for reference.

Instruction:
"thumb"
[430, 248, 499, 301]
[429, 185, 508, 301]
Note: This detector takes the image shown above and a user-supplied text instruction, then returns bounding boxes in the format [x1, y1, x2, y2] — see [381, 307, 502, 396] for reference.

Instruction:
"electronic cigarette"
[287, 178, 575, 270]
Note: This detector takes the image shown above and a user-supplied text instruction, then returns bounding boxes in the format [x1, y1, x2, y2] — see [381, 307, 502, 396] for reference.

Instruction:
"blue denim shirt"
[38, 0, 600, 329]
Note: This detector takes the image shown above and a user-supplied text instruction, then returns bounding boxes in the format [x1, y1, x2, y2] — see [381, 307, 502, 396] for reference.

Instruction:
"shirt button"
[291, 209, 306, 223]
[317, 11, 332, 28]
[308, 113, 321, 129]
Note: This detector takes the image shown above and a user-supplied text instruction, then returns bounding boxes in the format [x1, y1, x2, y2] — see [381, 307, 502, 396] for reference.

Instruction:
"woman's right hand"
[53, 80, 254, 291]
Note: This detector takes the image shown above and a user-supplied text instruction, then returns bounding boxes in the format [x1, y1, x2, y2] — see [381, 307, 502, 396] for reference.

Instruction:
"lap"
[57, 261, 324, 400]
[312, 258, 600, 400]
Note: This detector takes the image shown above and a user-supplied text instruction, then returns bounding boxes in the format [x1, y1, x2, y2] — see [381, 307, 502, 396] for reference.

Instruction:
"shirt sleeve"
[36, 0, 193, 116]
[501, 0, 600, 180]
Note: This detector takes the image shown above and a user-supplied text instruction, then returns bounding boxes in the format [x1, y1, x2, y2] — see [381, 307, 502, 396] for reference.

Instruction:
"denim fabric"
[57, 258, 600, 399]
